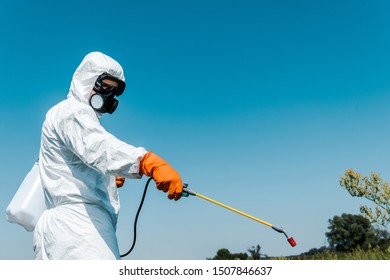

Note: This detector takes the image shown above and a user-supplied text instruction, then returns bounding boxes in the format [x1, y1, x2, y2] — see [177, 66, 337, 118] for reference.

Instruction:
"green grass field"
[274, 246, 390, 260]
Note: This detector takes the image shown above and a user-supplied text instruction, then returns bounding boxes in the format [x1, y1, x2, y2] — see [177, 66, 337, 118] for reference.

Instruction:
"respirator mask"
[89, 72, 126, 114]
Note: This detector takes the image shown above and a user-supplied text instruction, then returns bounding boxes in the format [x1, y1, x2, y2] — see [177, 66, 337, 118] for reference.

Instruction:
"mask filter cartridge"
[89, 93, 118, 114]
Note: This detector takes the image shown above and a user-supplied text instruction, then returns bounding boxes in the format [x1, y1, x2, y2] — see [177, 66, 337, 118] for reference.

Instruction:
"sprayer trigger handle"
[182, 182, 190, 197]
[182, 183, 196, 197]
[182, 190, 189, 197]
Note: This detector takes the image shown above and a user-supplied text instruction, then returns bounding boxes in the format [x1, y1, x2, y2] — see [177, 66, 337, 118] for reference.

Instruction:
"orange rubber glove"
[139, 151, 182, 200]
[116, 176, 125, 188]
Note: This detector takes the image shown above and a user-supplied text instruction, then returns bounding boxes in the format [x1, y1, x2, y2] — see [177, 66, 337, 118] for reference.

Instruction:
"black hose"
[120, 177, 153, 258]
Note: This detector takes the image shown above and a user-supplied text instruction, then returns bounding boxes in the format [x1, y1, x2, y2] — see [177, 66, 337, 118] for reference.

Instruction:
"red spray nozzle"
[272, 226, 297, 247]
[287, 237, 296, 247]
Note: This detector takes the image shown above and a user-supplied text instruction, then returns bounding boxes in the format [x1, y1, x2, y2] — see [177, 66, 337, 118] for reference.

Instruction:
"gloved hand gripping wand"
[182, 184, 297, 247]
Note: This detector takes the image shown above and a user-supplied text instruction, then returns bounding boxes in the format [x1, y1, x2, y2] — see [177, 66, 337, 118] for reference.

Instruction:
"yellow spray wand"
[182, 183, 297, 247]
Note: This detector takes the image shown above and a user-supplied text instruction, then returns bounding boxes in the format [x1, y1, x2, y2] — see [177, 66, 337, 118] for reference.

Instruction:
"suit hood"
[67, 52, 125, 104]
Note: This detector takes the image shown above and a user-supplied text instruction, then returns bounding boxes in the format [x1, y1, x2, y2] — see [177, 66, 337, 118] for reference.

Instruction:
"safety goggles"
[94, 72, 126, 96]
[100, 81, 119, 94]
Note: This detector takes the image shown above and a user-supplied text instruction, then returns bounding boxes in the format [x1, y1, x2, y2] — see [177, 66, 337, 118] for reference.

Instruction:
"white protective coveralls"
[33, 52, 148, 260]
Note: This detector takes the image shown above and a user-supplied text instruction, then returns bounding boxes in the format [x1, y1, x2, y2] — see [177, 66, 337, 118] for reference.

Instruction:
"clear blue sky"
[1, 0, 390, 260]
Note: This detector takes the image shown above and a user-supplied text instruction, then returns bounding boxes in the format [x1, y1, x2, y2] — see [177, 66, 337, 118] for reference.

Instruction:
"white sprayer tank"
[6, 161, 47, 232]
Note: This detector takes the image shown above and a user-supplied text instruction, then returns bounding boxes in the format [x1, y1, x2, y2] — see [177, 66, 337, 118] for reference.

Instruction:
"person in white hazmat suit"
[33, 51, 183, 260]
